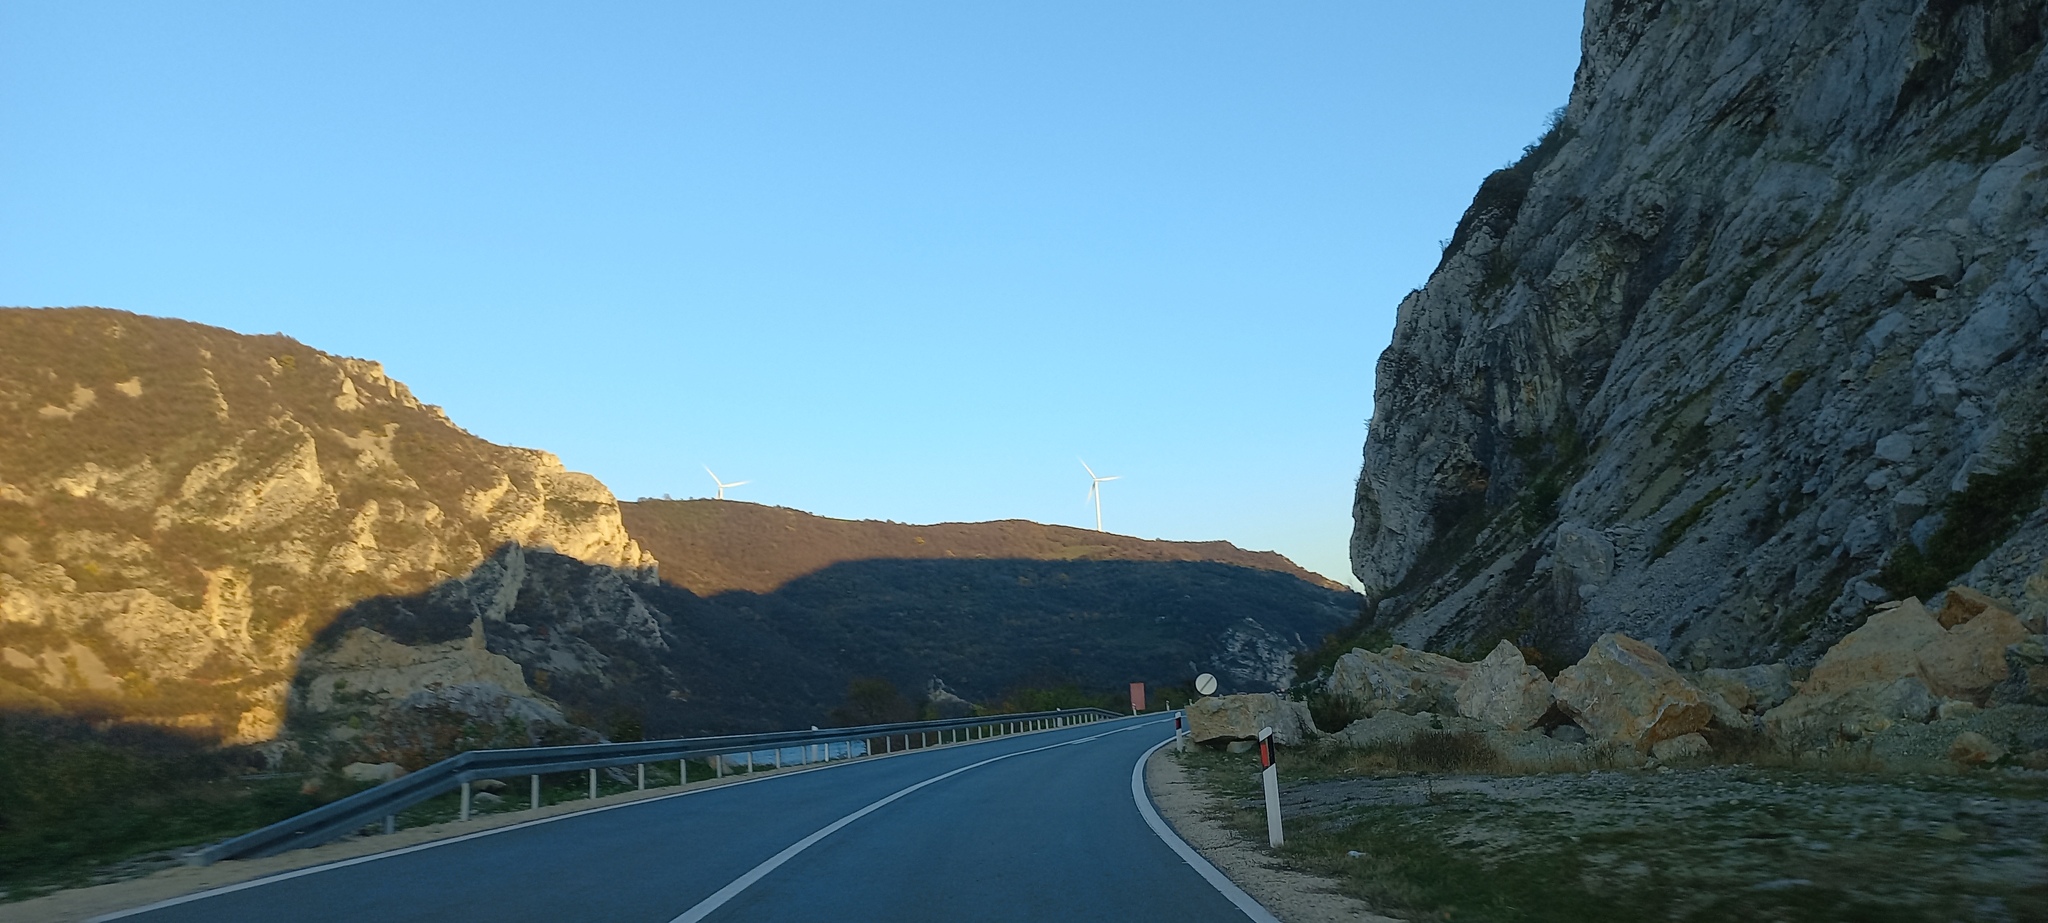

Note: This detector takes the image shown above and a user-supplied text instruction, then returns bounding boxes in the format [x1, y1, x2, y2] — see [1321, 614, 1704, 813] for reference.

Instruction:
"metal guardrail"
[201, 707, 1122, 864]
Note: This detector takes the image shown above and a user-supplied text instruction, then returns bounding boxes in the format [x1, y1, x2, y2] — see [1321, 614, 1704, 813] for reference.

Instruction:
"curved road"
[101, 715, 1274, 922]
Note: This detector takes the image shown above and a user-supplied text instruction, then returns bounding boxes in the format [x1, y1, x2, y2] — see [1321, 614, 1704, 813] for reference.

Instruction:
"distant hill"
[619, 499, 1350, 594]
[621, 499, 1360, 705]
[0, 307, 1355, 772]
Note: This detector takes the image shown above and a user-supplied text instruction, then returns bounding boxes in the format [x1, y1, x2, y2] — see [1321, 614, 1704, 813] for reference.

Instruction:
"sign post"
[1129, 682, 1146, 715]
[1259, 726, 1283, 848]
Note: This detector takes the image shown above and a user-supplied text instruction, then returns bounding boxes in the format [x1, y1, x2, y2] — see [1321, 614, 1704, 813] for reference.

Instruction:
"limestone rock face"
[1185, 693, 1317, 747]
[0, 309, 656, 745]
[1454, 640, 1554, 731]
[1551, 633, 1709, 749]
[1349, 0, 2048, 669]
[1327, 645, 1472, 717]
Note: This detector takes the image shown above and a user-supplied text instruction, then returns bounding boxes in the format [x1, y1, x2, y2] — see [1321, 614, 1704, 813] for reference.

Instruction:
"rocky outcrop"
[0, 309, 655, 745]
[1350, 0, 2048, 669]
[1186, 693, 1318, 747]
[1765, 595, 2033, 743]
[1551, 633, 1710, 750]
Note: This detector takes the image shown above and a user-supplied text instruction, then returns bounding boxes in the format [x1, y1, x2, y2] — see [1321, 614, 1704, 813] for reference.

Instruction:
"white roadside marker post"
[1259, 726, 1284, 848]
[1174, 711, 1185, 752]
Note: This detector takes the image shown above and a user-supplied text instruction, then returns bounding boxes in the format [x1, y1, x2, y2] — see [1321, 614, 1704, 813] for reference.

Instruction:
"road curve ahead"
[102, 715, 1273, 923]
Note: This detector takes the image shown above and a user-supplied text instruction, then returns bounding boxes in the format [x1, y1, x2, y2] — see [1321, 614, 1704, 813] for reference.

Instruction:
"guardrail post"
[745, 752, 753, 773]
[461, 780, 473, 821]
[715, 755, 724, 779]
[384, 815, 395, 835]
[637, 763, 646, 791]
[773, 748, 782, 770]
[588, 768, 597, 800]
[531, 774, 541, 810]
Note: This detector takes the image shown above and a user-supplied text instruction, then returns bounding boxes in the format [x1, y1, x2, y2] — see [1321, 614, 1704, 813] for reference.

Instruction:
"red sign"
[1128, 682, 1146, 712]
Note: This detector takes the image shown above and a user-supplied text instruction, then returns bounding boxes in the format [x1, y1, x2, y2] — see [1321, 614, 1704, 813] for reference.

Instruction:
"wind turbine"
[1080, 459, 1120, 532]
[703, 465, 750, 501]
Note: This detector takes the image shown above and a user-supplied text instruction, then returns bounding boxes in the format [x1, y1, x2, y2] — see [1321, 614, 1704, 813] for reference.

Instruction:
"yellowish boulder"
[1802, 599, 1944, 696]
[1919, 608, 2030, 701]
[1551, 633, 1710, 749]
[1948, 731, 2007, 766]
[1934, 586, 2010, 629]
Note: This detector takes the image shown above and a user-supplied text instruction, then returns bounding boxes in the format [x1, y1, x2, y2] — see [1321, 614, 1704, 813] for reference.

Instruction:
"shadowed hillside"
[621, 498, 1350, 594]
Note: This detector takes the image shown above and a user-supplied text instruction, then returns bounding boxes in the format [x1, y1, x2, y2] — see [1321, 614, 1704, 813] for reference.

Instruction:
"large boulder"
[1690, 662, 1794, 729]
[1327, 646, 1472, 717]
[1186, 693, 1318, 747]
[1764, 676, 1941, 746]
[1802, 599, 1945, 695]
[1551, 633, 1710, 750]
[1920, 608, 2030, 701]
[1455, 641, 1554, 731]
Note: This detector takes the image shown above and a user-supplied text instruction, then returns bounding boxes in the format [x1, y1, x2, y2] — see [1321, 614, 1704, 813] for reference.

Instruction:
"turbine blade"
[1080, 459, 1097, 478]
[1099, 476, 1120, 482]
[704, 465, 720, 482]
[729, 480, 750, 488]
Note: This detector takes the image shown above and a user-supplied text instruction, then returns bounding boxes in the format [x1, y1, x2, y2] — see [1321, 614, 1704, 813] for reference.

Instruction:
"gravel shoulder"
[1145, 746, 1402, 923]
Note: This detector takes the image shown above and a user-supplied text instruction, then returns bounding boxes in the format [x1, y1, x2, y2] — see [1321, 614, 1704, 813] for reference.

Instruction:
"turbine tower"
[1080, 459, 1120, 532]
[703, 465, 750, 501]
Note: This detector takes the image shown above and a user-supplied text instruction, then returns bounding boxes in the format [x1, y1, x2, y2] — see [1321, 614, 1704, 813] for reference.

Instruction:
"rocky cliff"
[1351, 0, 2048, 669]
[0, 308, 655, 745]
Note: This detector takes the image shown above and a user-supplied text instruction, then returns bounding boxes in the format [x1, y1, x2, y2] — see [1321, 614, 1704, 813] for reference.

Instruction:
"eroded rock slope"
[1353, 0, 2048, 668]
[0, 308, 655, 743]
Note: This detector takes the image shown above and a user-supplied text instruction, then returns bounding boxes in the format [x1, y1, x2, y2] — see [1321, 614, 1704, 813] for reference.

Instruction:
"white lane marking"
[89, 720, 1121, 922]
[1131, 735, 1283, 923]
[668, 717, 1168, 923]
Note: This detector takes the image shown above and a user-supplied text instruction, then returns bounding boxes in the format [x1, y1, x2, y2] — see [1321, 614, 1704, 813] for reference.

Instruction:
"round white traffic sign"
[1194, 673, 1218, 696]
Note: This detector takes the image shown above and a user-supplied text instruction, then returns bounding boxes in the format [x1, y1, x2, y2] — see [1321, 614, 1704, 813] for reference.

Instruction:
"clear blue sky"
[2, 2, 1584, 588]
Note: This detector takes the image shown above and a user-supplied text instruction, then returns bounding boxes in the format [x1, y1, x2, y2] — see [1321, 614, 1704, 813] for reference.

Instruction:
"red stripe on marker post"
[1258, 726, 1283, 847]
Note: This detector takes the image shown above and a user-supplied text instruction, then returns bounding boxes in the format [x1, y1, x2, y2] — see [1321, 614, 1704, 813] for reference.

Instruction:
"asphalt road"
[102, 715, 1273, 923]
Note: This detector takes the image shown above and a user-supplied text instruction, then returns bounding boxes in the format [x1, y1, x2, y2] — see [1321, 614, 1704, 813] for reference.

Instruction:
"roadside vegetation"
[0, 712, 332, 902]
[1174, 746, 2048, 922]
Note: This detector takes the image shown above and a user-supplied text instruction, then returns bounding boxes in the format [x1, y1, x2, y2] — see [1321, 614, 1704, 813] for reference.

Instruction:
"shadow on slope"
[285, 545, 1354, 766]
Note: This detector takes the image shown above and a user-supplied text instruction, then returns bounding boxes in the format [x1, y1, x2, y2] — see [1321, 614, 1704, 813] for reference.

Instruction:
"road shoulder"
[1143, 747, 1400, 923]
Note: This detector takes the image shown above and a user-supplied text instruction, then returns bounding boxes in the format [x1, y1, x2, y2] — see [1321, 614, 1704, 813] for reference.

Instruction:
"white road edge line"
[667, 717, 1168, 923]
[88, 719, 1118, 923]
[1131, 734, 1283, 923]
